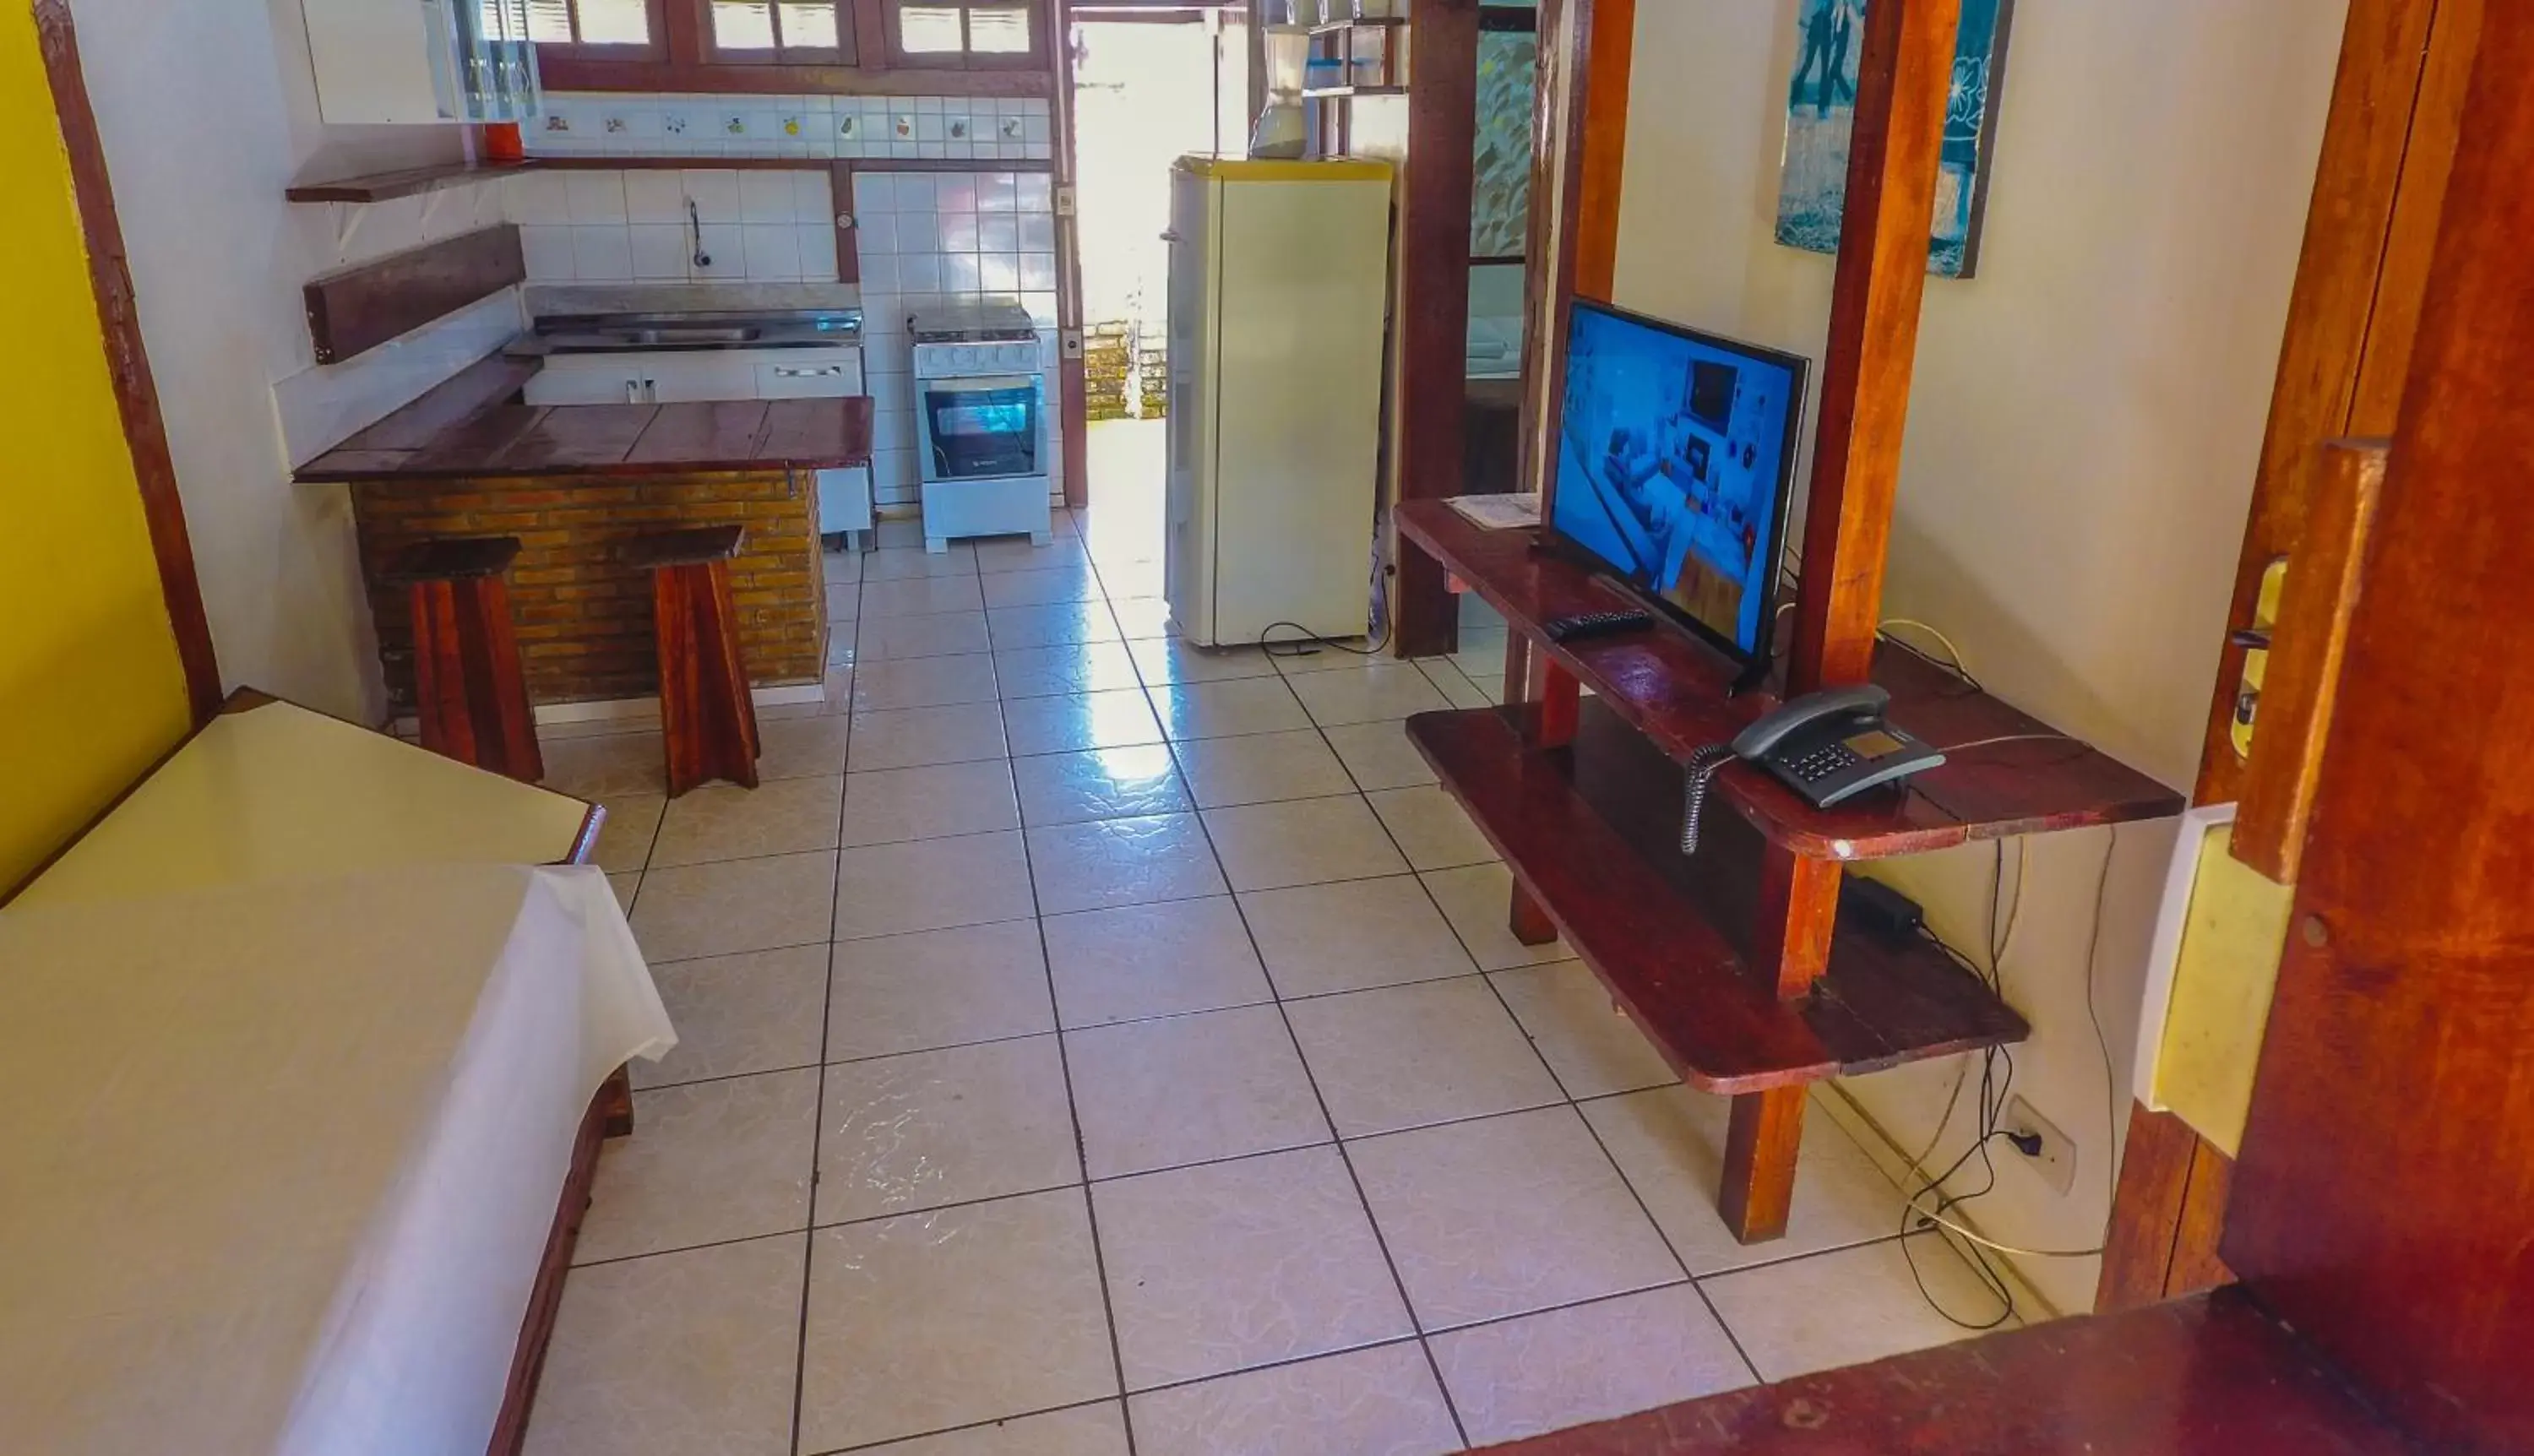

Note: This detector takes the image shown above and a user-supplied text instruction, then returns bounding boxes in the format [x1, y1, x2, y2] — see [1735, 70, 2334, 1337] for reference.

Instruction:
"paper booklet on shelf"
[1445, 492, 1541, 530]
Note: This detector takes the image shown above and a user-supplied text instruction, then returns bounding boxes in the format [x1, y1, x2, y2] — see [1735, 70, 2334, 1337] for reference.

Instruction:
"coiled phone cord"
[1678, 745, 1737, 856]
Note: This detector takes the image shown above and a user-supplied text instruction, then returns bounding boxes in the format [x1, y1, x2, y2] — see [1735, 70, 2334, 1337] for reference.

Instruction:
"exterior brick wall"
[352, 470, 829, 709]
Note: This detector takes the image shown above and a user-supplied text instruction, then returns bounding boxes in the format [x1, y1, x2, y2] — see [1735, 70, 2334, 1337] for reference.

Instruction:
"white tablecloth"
[0, 863, 673, 1456]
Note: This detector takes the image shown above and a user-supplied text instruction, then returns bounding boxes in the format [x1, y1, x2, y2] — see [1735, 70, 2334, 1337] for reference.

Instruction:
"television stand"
[1398, 501, 2184, 1241]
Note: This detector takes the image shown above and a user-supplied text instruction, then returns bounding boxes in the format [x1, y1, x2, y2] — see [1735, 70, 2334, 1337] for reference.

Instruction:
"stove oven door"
[916, 374, 1044, 482]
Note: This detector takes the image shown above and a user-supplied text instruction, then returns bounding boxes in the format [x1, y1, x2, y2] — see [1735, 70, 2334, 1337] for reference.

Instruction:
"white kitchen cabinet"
[299, 0, 541, 126]
[523, 348, 862, 407]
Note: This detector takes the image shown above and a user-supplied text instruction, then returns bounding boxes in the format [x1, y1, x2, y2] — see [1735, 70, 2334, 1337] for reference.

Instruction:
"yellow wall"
[0, 4, 193, 891]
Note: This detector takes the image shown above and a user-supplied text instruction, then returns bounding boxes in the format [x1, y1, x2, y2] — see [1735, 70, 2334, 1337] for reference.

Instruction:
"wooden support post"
[1509, 660, 1581, 945]
[1721, 1086, 1808, 1243]
[1784, 0, 1960, 695]
[1721, 846, 1846, 1241]
[1721, 0, 1958, 1245]
[1392, 0, 1482, 660]
[1503, 630, 1533, 709]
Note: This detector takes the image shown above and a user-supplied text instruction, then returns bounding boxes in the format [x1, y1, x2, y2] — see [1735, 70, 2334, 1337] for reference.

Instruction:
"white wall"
[1614, 0, 2345, 1312]
[63, 0, 489, 720]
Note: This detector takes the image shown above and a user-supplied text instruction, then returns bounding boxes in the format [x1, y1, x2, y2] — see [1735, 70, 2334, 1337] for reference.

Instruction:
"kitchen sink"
[609, 326, 764, 345]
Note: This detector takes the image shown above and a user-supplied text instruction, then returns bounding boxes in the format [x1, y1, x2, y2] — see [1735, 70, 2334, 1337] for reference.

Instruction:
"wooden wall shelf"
[1411, 701, 2028, 1093]
[1399, 500, 2183, 861]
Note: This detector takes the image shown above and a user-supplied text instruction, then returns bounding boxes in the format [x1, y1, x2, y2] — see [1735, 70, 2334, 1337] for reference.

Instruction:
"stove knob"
[955, 346, 981, 370]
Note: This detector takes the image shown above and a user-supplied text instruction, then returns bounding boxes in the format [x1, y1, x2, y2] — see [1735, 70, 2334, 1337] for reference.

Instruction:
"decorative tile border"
[530, 93, 1055, 162]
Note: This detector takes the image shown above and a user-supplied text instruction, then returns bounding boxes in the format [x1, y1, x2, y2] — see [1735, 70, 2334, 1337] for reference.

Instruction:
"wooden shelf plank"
[285, 161, 533, 204]
[1409, 702, 2027, 1093]
[1398, 499, 2184, 859]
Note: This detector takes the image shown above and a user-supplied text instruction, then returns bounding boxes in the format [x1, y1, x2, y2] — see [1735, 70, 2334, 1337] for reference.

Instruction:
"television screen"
[1549, 302, 1808, 663]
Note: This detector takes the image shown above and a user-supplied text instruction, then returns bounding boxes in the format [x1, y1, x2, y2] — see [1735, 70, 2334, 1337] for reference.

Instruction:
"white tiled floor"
[530, 479, 2011, 1456]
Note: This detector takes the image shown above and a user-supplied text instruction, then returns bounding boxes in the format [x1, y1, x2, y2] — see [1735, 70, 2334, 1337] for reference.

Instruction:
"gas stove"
[910, 303, 1042, 378]
[905, 303, 1051, 552]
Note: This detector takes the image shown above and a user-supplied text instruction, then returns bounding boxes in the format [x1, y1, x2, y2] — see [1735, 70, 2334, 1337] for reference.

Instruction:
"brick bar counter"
[298, 362, 872, 710]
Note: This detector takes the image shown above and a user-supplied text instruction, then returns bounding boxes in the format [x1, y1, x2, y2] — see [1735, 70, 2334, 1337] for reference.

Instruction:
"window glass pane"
[899, 4, 965, 53]
[968, 5, 1032, 53]
[520, 0, 574, 42]
[778, 1, 839, 48]
[713, 0, 777, 49]
[578, 0, 652, 44]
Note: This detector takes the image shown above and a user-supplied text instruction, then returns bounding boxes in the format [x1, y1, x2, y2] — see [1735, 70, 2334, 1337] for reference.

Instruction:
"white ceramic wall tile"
[503, 169, 840, 284]
[531, 92, 1037, 161]
[565, 171, 628, 225]
[740, 169, 798, 224]
[625, 170, 688, 224]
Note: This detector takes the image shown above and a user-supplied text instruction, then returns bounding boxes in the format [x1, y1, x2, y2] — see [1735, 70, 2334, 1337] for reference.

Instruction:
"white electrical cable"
[1879, 617, 1974, 682]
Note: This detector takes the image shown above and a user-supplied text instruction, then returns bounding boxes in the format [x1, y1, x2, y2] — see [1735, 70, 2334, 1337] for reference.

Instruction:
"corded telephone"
[1678, 684, 1947, 854]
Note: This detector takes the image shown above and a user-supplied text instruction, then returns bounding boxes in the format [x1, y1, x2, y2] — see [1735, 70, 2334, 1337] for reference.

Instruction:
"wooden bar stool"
[384, 535, 542, 783]
[628, 524, 760, 797]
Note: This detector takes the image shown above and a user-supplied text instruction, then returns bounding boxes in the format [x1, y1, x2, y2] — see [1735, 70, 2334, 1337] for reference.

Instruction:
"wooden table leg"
[1503, 631, 1534, 709]
[1718, 845, 1845, 1241]
[600, 1063, 634, 1139]
[1509, 658, 1582, 944]
[1721, 1086, 1808, 1242]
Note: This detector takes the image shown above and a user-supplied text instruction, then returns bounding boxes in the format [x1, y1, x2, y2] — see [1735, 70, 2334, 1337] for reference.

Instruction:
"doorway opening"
[1066, 4, 1253, 558]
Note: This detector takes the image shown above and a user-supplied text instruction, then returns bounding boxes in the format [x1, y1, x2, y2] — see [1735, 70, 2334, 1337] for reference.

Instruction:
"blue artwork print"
[1775, 0, 2014, 279]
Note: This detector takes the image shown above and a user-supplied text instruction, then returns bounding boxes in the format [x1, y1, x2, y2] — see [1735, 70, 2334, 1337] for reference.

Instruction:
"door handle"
[1160, 230, 1181, 243]
[775, 366, 847, 378]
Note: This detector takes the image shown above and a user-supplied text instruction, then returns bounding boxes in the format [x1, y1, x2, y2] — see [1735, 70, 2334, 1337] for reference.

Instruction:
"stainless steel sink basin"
[610, 326, 764, 345]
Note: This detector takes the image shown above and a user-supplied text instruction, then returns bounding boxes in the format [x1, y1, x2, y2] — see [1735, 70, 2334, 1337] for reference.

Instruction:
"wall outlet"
[2003, 1095, 2079, 1197]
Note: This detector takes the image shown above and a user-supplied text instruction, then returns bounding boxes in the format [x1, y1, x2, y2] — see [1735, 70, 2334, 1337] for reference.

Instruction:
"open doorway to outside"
[1065, 3, 1253, 567]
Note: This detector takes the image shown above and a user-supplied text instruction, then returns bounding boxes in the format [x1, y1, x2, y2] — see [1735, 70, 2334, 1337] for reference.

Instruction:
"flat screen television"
[1547, 301, 1809, 671]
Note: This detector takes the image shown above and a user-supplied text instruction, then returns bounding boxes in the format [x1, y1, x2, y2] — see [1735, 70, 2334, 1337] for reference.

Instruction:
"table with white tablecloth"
[0, 862, 673, 1456]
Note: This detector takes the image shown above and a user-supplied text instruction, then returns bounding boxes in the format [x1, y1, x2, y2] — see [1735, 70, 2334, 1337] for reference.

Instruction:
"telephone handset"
[1678, 683, 1947, 855]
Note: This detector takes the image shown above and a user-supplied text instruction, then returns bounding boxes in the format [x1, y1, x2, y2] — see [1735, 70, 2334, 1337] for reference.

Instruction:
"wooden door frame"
[1445, 0, 1634, 686]
[2095, 0, 2482, 1314]
[1389, 0, 1484, 658]
[1050, 0, 1090, 508]
[33, 0, 222, 725]
[1052, 1, 1248, 510]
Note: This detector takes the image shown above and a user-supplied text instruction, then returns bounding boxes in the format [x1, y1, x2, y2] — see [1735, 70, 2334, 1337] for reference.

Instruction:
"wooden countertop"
[296, 356, 873, 483]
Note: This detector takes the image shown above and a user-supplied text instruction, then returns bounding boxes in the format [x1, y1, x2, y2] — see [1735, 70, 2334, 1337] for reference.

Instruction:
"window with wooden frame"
[705, 0, 854, 64]
[887, 1, 1047, 69]
[519, 0, 668, 58]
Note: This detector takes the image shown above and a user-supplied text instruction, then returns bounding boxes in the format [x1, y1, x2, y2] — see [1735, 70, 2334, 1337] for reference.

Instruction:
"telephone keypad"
[1790, 745, 1862, 784]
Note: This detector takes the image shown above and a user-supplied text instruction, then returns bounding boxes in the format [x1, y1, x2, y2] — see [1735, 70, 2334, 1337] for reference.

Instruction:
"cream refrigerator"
[1163, 158, 1394, 647]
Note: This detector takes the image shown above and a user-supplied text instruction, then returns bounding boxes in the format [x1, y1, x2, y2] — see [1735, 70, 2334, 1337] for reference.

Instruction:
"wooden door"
[2095, 0, 2484, 1312]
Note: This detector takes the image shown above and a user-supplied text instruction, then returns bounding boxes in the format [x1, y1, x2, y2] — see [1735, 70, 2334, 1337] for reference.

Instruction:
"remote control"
[1545, 609, 1656, 643]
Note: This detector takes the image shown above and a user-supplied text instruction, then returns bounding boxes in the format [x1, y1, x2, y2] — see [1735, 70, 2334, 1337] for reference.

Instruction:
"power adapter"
[1840, 876, 1926, 942]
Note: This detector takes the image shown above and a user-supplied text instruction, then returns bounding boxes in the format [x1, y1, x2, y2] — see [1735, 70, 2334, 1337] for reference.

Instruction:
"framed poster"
[1775, 0, 2015, 279]
[1472, 8, 1540, 261]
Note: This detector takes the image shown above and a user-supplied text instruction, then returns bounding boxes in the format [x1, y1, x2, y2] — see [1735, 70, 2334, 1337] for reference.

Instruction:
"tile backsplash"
[530, 92, 1054, 162]
[507, 169, 840, 285]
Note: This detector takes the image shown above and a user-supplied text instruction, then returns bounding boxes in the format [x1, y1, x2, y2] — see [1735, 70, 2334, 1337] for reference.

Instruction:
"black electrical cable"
[1257, 618, 1393, 661]
[1895, 845, 2022, 1331]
